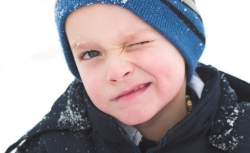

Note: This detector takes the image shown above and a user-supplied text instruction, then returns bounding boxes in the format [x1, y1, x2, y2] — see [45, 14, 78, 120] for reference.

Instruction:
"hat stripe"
[181, 0, 200, 15]
[181, 1, 202, 20]
[160, 0, 205, 44]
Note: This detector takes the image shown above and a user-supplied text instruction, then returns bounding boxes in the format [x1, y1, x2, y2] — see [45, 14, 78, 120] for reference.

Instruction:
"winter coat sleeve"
[14, 136, 47, 153]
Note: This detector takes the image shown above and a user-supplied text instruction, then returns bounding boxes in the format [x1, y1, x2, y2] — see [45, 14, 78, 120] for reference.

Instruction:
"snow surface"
[1, 0, 250, 152]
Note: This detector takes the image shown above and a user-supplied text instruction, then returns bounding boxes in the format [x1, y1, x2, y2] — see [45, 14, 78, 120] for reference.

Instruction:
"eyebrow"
[70, 28, 153, 50]
[122, 28, 152, 41]
[70, 42, 89, 51]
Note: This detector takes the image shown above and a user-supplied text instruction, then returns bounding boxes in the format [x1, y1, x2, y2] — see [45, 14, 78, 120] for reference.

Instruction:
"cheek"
[84, 79, 109, 112]
[137, 49, 185, 96]
[137, 50, 185, 80]
[79, 70, 108, 110]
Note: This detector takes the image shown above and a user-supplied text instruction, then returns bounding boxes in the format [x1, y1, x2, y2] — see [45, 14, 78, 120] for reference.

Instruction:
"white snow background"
[0, 0, 249, 152]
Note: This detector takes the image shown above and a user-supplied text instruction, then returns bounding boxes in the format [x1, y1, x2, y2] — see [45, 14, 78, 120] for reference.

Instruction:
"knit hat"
[55, 0, 205, 82]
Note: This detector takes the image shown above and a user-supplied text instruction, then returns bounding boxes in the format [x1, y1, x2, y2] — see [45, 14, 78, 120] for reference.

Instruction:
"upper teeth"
[132, 84, 146, 92]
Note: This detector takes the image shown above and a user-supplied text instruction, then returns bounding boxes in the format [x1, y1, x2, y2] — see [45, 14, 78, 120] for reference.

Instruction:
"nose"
[106, 58, 133, 82]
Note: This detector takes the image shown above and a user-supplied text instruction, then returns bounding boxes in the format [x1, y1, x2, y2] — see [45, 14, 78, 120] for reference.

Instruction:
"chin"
[116, 112, 155, 126]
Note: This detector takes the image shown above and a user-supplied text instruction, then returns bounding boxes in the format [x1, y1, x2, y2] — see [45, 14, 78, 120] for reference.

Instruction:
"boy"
[6, 0, 250, 153]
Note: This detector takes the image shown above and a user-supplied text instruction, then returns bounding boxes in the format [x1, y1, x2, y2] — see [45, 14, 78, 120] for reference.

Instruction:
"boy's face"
[65, 4, 186, 125]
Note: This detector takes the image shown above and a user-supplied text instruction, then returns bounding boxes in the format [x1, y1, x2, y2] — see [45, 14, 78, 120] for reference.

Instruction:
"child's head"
[55, 0, 205, 125]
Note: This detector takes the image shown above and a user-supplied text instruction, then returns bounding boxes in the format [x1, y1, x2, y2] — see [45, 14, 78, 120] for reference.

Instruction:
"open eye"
[80, 50, 101, 60]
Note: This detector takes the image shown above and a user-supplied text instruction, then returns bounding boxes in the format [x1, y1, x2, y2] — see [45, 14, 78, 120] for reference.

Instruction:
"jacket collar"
[160, 64, 221, 150]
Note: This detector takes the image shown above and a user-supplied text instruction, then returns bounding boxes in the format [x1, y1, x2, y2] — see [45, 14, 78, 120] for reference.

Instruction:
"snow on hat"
[55, 0, 205, 82]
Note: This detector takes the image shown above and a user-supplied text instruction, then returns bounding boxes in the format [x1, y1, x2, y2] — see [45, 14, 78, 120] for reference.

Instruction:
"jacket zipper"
[146, 139, 163, 153]
[117, 126, 165, 153]
[117, 126, 142, 153]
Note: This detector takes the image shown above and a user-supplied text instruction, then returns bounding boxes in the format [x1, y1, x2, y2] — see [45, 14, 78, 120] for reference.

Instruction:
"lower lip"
[113, 83, 151, 102]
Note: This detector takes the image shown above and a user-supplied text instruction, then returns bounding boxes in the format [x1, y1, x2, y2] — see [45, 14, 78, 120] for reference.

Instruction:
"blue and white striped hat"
[55, 0, 205, 82]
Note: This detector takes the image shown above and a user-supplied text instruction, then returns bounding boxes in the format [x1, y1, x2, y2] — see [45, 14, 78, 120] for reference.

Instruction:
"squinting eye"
[136, 41, 150, 45]
[129, 41, 150, 47]
[80, 50, 101, 60]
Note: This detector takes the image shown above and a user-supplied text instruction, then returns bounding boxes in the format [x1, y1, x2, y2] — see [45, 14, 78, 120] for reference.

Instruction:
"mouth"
[111, 83, 151, 102]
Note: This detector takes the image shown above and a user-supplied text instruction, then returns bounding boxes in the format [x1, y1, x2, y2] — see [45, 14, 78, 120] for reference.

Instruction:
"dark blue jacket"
[6, 64, 250, 153]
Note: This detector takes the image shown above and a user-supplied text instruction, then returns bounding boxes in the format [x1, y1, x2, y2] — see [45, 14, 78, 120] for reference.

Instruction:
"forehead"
[65, 4, 155, 43]
[66, 4, 145, 27]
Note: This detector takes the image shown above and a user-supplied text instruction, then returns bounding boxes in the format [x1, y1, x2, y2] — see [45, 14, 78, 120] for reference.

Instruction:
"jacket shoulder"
[208, 69, 250, 153]
[221, 70, 250, 103]
[6, 80, 92, 153]
[14, 129, 99, 153]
